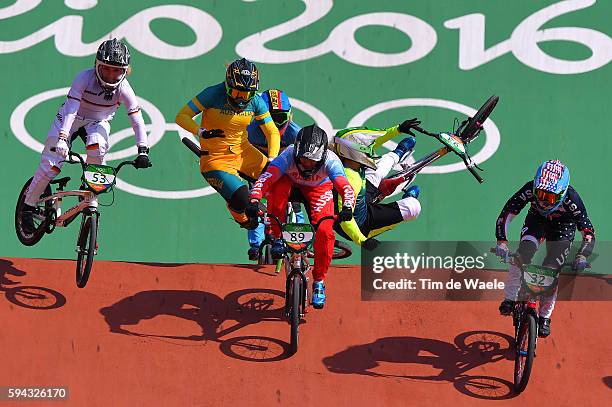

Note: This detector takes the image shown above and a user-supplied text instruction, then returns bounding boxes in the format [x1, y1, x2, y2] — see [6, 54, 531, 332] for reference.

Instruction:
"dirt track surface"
[1, 257, 610, 406]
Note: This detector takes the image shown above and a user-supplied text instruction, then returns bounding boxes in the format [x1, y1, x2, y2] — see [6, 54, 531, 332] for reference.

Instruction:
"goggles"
[271, 111, 291, 127]
[535, 188, 562, 208]
[226, 87, 256, 101]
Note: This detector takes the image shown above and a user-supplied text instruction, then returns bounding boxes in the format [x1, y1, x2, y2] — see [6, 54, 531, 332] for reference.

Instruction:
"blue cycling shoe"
[312, 280, 326, 309]
[271, 239, 286, 260]
[393, 137, 416, 162]
[402, 185, 420, 199]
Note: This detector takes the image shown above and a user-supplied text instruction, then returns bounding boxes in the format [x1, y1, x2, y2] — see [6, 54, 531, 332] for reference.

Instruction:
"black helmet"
[225, 58, 259, 111]
[294, 124, 328, 178]
[95, 38, 130, 90]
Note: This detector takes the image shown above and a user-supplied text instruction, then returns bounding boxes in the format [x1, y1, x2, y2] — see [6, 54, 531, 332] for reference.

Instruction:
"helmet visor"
[535, 188, 562, 209]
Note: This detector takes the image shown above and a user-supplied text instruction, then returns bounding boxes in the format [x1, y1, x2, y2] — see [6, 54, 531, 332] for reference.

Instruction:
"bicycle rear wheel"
[75, 213, 98, 288]
[459, 95, 499, 142]
[333, 240, 353, 259]
[289, 273, 302, 355]
[15, 177, 52, 246]
[514, 313, 537, 393]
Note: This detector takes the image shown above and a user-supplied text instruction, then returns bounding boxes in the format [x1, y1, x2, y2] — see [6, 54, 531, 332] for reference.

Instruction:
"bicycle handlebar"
[261, 211, 336, 231]
[182, 137, 202, 157]
[51, 149, 137, 174]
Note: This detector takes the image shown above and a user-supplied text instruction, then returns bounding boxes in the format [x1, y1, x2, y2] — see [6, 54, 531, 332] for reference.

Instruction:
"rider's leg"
[503, 214, 546, 301]
[265, 176, 292, 238]
[24, 123, 74, 207]
[201, 169, 251, 227]
[364, 197, 422, 237]
[539, 232, 574, 322]
[365, 151, 399, 188]
[299, 183, 335, 283]
[84, 121, 110, 165]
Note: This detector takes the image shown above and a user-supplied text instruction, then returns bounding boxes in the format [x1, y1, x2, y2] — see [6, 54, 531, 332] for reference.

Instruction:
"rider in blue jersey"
[245, 89, 305, 260]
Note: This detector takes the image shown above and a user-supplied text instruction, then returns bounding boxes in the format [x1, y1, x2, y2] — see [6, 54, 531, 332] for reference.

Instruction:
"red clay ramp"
[1, 257, 610, 406]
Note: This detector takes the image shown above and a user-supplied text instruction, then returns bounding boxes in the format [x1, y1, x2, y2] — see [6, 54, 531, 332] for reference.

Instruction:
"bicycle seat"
[50, 177, 71, 189]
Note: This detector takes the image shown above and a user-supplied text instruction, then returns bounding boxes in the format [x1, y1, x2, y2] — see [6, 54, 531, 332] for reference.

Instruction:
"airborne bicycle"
[375, 95, 499, 202]
[15, 151, 144, 288]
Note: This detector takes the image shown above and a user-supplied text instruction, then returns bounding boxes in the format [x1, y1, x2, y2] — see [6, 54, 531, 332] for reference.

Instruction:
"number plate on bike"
[439, 133, 466, 155]
[83, 164, 116, 193]
[282, 223, 314, 251]
[522, 265, 559, 295]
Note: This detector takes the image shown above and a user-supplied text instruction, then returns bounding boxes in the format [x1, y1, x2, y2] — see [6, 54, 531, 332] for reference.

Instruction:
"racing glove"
[245, 200, 260, 219]
[339, 205, 353, 222]
[54, 132, 70, 158]
[398, 118, 421, 136]
[134, 146, 152, 169]
[495, 241, 510, 261]
[198, 128, 225, 139]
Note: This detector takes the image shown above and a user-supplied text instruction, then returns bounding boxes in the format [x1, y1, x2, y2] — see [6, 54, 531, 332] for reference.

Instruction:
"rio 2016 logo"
[0, 0, 610, 73]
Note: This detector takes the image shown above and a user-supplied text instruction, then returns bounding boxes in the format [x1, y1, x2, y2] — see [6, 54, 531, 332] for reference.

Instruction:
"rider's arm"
[338, 169, 368, 245]
[372, 125, 402, 150]
[252, 96, 280, 158]
[175, 89, 209, 135]
[249, 148, 292, 200]
[495, 181, 533, 242]
[566, 187, 596, 256]
[119, 80, 148, 148]
[327, 155, 356, 209]
[57, 70, 88, 137]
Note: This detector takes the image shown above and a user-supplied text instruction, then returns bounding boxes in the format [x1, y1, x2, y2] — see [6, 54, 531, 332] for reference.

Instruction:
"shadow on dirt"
[0, 258, 66, 310]
[100, 288, 291, 362]
[323, 331, 517, 400]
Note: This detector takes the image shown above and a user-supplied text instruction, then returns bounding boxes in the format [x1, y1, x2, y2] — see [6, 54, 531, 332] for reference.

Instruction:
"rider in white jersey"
[21, 39, 151, 232]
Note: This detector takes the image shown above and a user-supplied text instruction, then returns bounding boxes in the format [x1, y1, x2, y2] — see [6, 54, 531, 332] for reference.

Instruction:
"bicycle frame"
[36, 151, 135, 229]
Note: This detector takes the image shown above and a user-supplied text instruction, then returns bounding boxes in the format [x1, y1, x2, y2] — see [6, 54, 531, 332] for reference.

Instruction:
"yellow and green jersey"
[175, 82, 280, 158]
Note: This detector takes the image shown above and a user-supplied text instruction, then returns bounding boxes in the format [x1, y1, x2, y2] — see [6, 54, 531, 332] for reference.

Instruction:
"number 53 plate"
[83, 164, 116, 193]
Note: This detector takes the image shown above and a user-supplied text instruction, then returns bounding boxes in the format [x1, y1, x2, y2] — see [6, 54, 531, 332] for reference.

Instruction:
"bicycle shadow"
[0, 258, 66, 310]
[99, 288, 291, 362]
[322, 331, 516, 400]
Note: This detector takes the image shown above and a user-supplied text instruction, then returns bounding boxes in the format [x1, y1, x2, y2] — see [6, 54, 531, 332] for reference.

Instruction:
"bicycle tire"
[333, 240, 353, 259]
[75, 213, 97, 288]
[513, 313, 537, 393]
[289, 273, 302, 355]
[459, 95, 499, 142]
[15, 177, 52, 246]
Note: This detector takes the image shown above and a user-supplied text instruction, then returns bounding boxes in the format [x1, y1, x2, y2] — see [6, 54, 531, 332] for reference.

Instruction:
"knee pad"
[397, 197, 421, 221]
[228, 185, 249, 212]
[518, 237, 538, 264]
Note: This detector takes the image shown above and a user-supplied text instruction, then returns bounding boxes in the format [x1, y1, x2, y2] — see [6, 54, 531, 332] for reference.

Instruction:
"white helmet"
[334, 130, 380, 169]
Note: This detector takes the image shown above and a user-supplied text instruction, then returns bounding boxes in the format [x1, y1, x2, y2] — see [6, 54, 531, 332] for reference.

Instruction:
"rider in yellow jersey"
[175, 58, 280, 228]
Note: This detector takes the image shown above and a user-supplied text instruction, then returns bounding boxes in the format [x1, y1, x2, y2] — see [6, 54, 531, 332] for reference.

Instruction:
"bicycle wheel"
[459, 95, 499, 142]
[333, 240, 353, 259]
[513, 313, 537, 393]
[75, 213, 98, 288]
[15, 177, 52, 246]
[289, 273, 302, 355]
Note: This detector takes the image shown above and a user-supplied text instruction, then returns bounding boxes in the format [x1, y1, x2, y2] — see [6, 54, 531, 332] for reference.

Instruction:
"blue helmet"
[533, 160, 570, 215]
[261, 89, 292, 135]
